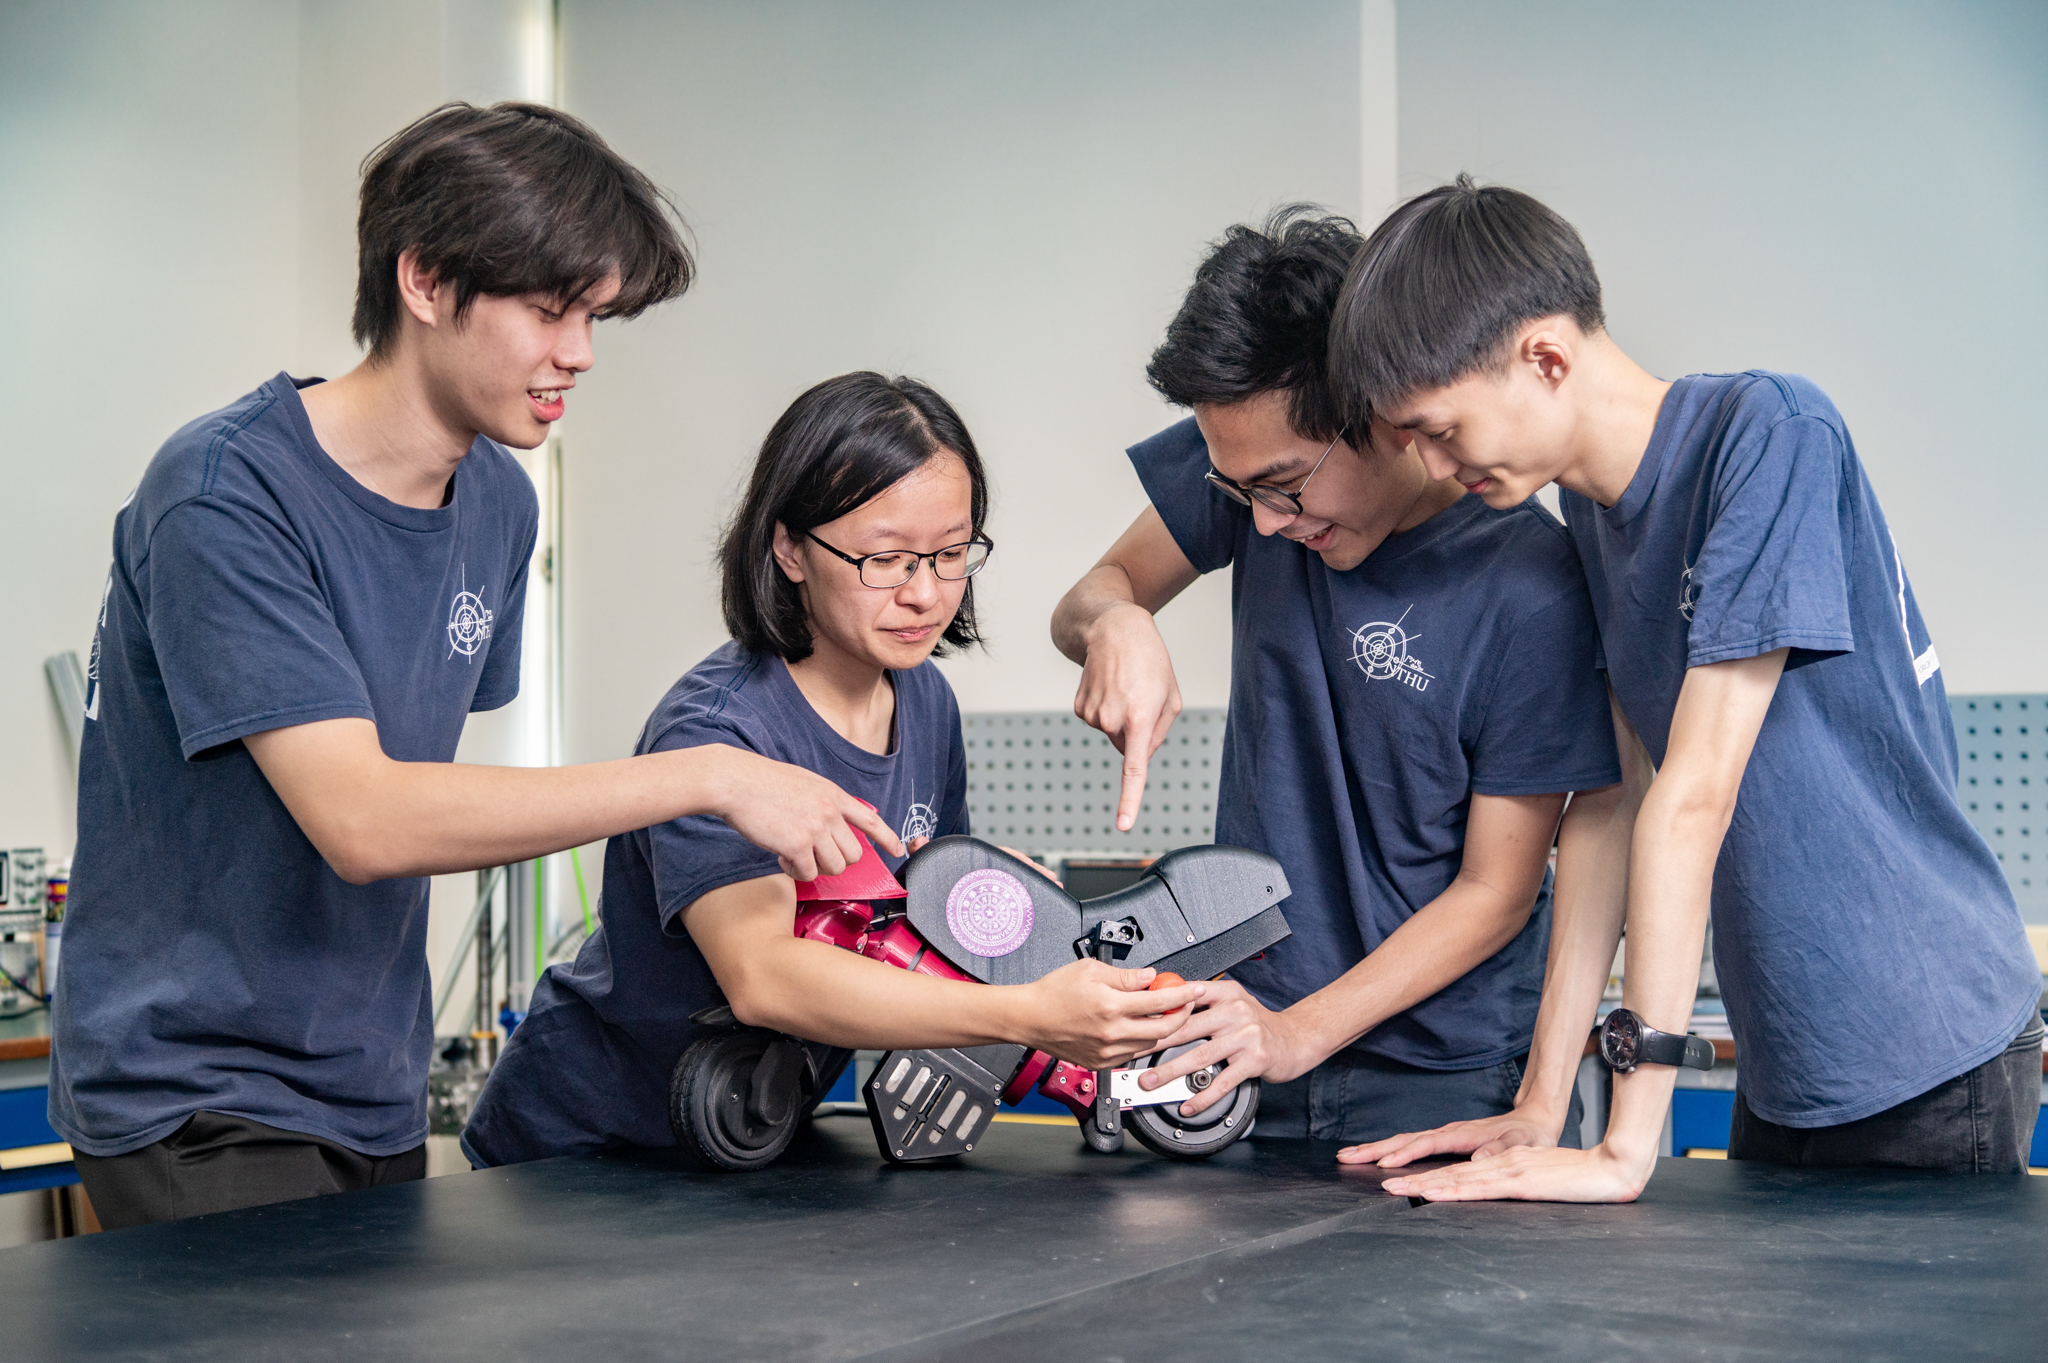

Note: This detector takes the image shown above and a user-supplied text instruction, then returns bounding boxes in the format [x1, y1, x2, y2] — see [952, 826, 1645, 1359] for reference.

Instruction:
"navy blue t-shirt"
[1133, 418, 1620, 1070]
[1561, 371, 2038, 1128]
[462, 642, 968, 1166]
[51, 373, 536, 1157]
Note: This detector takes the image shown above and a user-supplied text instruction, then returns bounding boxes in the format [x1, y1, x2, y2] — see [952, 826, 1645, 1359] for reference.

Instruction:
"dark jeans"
[73, 1110, 426, 1230]
[1731, 1023, 2044, 1174]
[1256, 1047, 1585, 1148]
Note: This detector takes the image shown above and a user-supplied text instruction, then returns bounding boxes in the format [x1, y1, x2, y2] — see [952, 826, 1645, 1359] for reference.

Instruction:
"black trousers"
[1730, 1023, 2044, 1174]
[73, 1110, 426, 1230]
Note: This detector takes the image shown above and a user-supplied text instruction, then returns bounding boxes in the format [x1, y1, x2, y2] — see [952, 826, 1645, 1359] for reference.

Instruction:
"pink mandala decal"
[944, 869, 1034, 957]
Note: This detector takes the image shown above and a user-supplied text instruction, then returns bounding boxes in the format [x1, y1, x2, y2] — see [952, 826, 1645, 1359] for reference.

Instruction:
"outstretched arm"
[1137, 790, 1566, 1112]
[1380, 649, 1787, 1203]
[1051, 506, 1200, 831]
[246, 717, 904, 885]
[686, 875, 1205, 1070]
[1343, 687, 1651, 1167]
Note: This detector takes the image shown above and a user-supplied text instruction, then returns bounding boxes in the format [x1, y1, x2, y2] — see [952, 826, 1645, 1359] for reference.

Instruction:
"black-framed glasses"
[1203, 427, 1347, 517]
[806, 533, 994, 589]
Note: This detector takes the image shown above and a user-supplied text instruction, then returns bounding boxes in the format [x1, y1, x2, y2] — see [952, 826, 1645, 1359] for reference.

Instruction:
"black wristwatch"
[1598, 1007, 1716, 1073]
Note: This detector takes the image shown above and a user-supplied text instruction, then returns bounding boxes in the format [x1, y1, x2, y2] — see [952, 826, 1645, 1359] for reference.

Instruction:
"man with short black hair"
[1331, 177, 2041, 1199]
[1051, 208, 1629, 1145]
[54, 102, 903, 1228]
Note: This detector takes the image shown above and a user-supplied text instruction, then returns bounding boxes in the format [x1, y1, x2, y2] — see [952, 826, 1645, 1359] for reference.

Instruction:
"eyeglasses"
[806, 533, 994, 589]
[1203, 427, 1348, 517]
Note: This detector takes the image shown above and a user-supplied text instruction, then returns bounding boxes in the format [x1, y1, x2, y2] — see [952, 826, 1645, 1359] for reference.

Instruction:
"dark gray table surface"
[3, 1113, 2042, 1361]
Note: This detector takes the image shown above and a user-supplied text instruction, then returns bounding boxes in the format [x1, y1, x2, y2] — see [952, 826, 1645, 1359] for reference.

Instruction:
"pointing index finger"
[1115, 715, 1153, 833]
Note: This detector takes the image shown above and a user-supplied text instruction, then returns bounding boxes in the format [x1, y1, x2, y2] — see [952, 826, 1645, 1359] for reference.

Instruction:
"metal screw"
[965, 1144, 974, 1151]
[895, 1149, 904, 1156]
[1173, 1128, 1185, 1140]
[1225, 1116, 1235, 1127]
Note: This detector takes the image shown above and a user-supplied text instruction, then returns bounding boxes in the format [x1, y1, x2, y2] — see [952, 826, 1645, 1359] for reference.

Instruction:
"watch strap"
[1639, 1026, 1716, 1071]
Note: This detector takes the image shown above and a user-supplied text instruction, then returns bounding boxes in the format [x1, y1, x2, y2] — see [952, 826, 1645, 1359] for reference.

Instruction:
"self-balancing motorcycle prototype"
[669, 833, 1291, 1170]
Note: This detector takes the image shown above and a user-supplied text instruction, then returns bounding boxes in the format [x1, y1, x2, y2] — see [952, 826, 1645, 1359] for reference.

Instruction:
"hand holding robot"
[669, 830, 1291, 1170]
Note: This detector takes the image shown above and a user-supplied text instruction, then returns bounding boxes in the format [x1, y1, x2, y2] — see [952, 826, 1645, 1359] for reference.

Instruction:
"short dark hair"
[353, 101, 693, 358]
[1146, 206, 1363, 443]
[1329, 174, 1605, 421]
[720, 373, 989, 664]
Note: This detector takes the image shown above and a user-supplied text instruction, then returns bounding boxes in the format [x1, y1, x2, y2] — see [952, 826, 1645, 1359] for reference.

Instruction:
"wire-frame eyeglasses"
[1203, 427, 1348, 517]
[806, 533, 994, 589]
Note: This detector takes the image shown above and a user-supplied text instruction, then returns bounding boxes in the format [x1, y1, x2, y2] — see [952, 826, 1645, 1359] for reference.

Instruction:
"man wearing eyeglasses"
[1051, 208, 1631, 1148]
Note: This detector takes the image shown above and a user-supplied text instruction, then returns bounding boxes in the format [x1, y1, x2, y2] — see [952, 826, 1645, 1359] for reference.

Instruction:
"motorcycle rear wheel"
[1122, 1044, 1259, 1160]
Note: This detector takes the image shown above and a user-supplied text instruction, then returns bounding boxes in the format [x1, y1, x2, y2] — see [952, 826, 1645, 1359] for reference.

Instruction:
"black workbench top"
[3, 1114, 2041, 1360]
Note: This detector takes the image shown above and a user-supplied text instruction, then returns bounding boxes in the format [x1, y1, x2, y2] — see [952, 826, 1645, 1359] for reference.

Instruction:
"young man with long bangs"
[1052, 208, 1633, 1146]
[1331, 177, 2041, 1200]
[52, 102, 903, 1228]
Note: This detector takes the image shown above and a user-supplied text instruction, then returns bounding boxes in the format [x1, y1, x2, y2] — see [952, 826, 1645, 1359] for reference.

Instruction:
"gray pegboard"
[1950, 694, 2044, 916]
[963, 709, 1225, 856]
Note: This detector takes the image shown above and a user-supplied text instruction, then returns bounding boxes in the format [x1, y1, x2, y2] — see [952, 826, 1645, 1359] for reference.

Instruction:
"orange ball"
[1147, 971, 1186, 991]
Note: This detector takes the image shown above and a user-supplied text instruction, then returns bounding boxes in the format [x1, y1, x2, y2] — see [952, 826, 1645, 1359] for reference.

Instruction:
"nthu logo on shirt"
[447, 566, 494, 661]
[1349, 606, 1434, 692]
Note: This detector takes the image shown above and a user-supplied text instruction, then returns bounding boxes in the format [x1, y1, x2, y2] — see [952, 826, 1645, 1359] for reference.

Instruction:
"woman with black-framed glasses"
[464, 371, 1198, 1170]
[803, 531, 993, 589]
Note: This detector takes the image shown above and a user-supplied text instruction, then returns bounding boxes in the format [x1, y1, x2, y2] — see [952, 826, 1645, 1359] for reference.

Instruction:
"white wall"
[0, 0, 553, 1021]
[0, 0, 301, 858]
[553, 0, 1394, 764]
[1397, 0, 2048, 692]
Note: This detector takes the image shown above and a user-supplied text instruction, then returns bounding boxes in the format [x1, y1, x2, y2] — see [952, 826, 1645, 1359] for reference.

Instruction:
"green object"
[571, 845, 593, 935]
[534, 859, 545, 981]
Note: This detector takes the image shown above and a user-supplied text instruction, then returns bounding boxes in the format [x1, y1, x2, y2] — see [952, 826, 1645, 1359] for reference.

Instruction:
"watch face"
[1605, 1010, 1641, 1070]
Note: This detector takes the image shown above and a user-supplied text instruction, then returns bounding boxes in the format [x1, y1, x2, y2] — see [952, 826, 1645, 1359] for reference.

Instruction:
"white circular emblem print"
[446, 568, 495, 660]
[1347, 604, 1434, 691]
[945, 869, 1034, 957]
[1351, 618, 1411, 680]
[900, 800, 938, 845]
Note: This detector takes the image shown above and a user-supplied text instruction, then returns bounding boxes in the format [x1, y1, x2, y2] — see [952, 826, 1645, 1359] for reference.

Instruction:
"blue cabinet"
[0, 1086, 76, 1196]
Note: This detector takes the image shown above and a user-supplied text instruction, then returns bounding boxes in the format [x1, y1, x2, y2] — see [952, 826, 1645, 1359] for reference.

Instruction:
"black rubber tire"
[1125, 1051, 1260, 1160]
[668, 1029, 810, 1171]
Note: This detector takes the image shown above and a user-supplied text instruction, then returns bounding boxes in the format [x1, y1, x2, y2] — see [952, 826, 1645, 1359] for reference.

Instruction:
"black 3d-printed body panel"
[900, 837, 1291, 982]
[865, 1045, 1021, 1160]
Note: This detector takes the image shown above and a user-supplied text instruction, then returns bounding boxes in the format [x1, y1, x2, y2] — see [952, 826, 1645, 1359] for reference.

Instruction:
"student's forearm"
[1284, 874, 1540, 1063]
[1510, 788, 1631, 1128]
[1051, 563, 1143, 665]
[1600, 652, 1784, 1166]
[247, 717, 900, 884]
[1598, 778, 1723, 1163]
[304, 745, 748, 881]
[722, 936, 1026, 1051]
[1284, 790, 1564, 1067]
[1514, 704, 1653, 1123]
